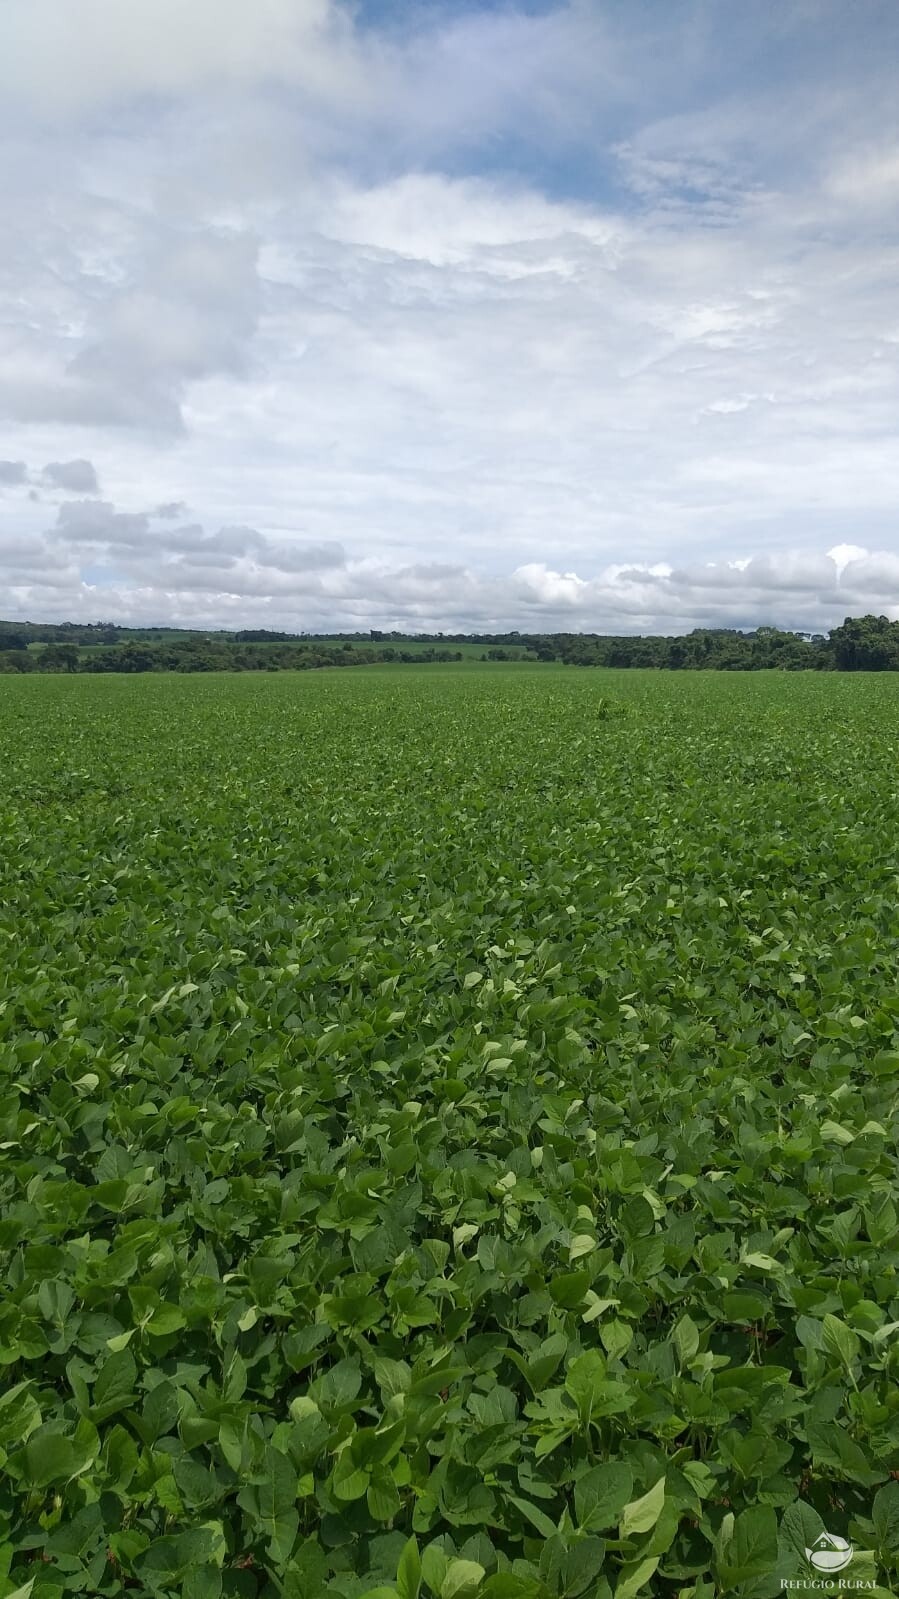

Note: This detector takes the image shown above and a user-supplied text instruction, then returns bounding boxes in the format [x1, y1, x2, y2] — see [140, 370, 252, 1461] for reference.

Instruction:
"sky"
[1, 0, 899, 635]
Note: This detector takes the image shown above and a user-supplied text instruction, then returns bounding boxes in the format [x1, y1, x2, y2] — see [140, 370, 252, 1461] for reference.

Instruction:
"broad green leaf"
[510, 1495, 558, 1539]
[442, 1560, 486, 1599]
[575, 1463, 634, 1531]
[396, 1536, 422, 1599]
[21, 1421, 98, 1487]
[873, 1481, 899, 1553]
[716, 1505, 778, 1586]
[672, 1314, 700, 1364]
[568, 1234, 596, 1262]
[368, 1476, 401, 1522]
[619, 1477, 665, 1538]
[822, 1313, 860, 1367]
[93, 1348, 138, 1417]
[614, 1556, 659, 1599]
[255, 1445, 300, 1561]
[564, 1350, 606, 1411]
[332, 1449, 370, 1502]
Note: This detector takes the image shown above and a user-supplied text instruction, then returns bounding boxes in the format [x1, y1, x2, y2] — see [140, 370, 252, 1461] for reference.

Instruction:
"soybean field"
[1, 666, 898, 1599]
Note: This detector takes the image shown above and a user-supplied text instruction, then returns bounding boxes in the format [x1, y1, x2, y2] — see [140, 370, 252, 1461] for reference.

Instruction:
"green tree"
[830, 615, 899, 670]
[41, 644, 80, 672]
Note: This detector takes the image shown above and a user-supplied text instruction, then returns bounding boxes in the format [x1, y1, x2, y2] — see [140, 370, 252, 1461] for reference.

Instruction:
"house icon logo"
[805, 1530, 854, 1574]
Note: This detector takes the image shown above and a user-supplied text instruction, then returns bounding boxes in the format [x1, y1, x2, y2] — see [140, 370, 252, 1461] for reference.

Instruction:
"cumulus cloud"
[3, 496, 899, 633]
[0, 461, 27, 485]
[507, 549, 899, 632]
[45, 498, 347, 595]
[56, 499, 150, 545]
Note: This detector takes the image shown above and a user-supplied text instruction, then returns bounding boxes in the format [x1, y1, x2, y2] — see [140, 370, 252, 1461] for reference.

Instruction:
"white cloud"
[3, 504, 899, 633]
[0, 229, 263, 434]
[827, 542, 869, 579]
[1, 1, 898, 630]
[321, 173, 623, 269]
[514, 564, 588, 607]
[0, 0, 366, 119]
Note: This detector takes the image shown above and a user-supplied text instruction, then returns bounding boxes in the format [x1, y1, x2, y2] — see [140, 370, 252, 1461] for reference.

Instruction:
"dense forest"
[0, 613, 897, 673]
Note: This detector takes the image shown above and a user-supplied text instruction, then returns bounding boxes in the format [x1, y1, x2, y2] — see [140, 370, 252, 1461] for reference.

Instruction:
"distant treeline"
[1, 614, 898, 673]
[0, 636, 466, 674]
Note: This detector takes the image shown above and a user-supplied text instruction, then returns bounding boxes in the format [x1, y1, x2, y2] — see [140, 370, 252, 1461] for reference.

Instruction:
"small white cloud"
[828, 543, 869, 578]
[513, 564, 589, 607]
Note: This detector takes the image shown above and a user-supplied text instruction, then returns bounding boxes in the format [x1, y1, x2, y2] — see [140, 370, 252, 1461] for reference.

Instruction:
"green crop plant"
[0, 665, 898, 1599]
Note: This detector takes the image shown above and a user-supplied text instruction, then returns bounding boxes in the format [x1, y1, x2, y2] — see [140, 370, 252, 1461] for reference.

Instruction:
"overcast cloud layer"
[1, 0, 898, 633]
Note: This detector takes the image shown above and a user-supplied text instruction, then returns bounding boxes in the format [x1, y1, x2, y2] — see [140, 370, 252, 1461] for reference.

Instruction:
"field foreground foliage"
[1, 666, 899, 1599]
